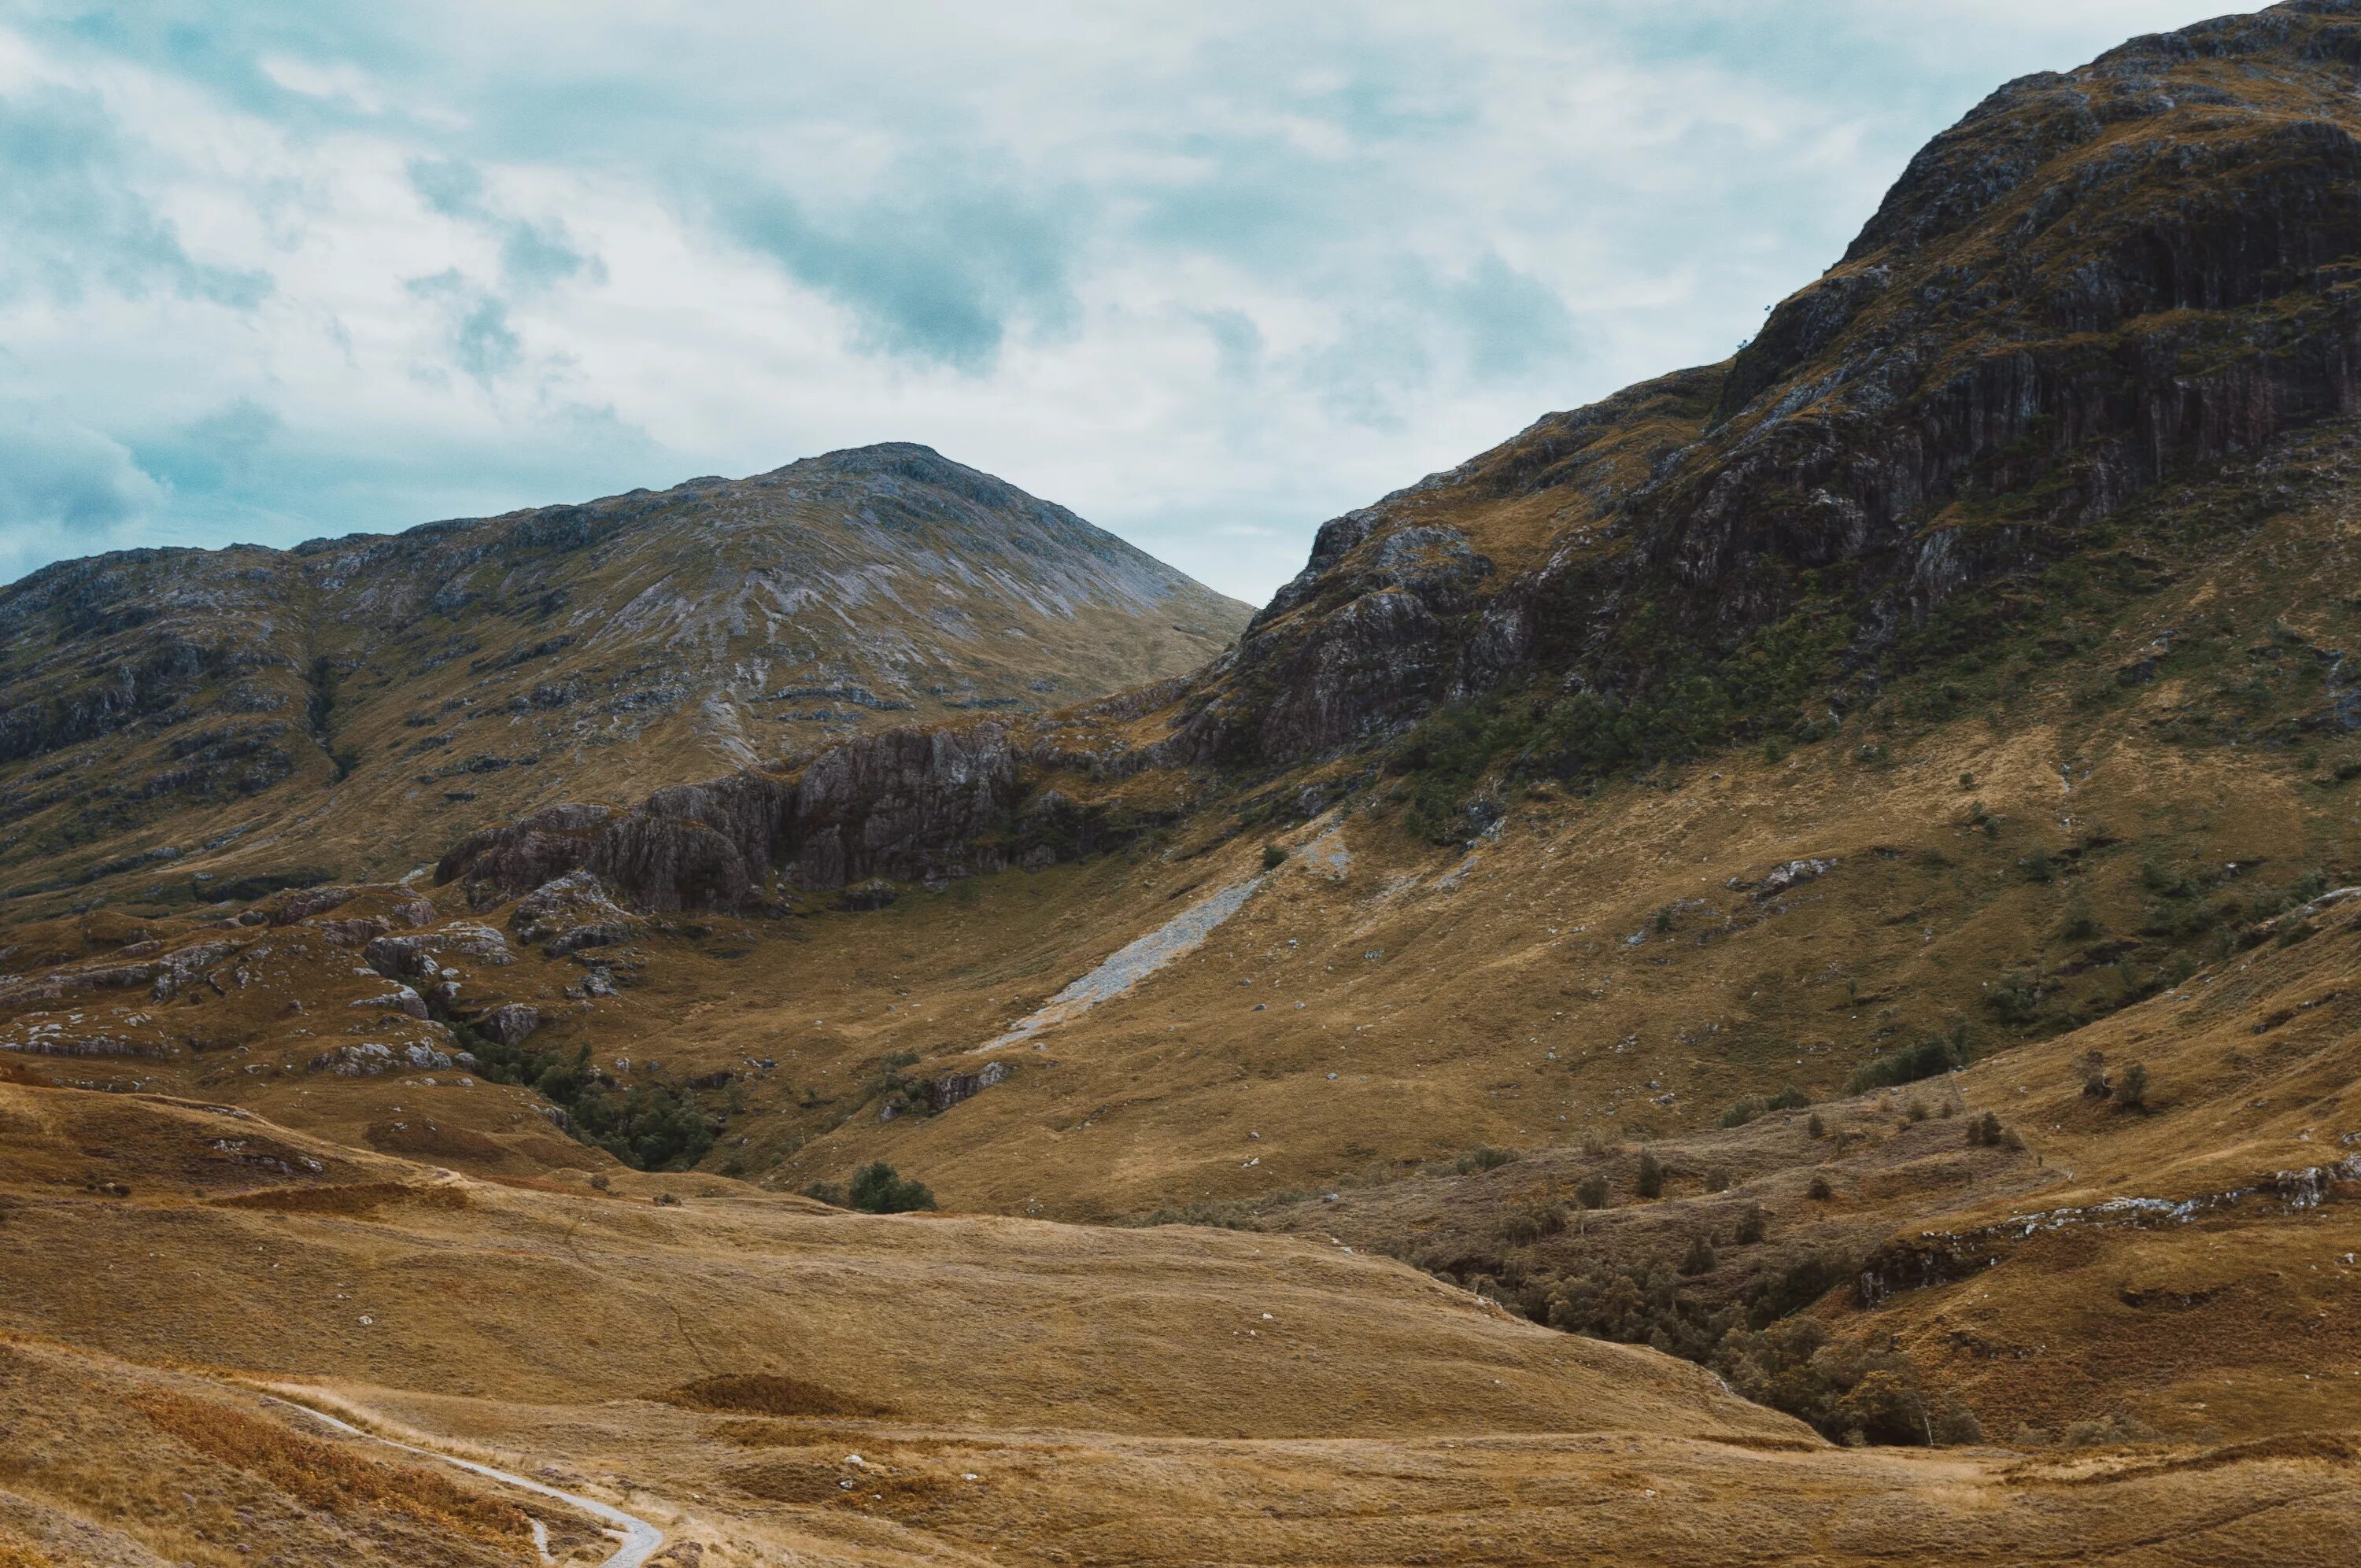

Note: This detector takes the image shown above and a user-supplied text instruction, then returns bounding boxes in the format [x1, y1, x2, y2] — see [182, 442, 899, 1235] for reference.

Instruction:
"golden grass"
[132, 1388, 530, 1549]
[0, 1534, 57, 1568]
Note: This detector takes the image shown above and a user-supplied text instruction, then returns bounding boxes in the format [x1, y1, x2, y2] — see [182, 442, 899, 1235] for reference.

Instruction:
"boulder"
[309, 1043, 397, 1076]
[475, 1002, 543, 1047]
[349, 985, 429, 1020]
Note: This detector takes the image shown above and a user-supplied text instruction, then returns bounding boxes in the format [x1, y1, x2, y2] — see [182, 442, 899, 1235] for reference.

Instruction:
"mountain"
[9, 5, 2361, 1561]
[0, 443, 1251, 913]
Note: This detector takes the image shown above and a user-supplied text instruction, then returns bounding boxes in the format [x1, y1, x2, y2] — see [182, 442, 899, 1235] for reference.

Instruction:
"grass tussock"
[0, 1533, 60, 1568]
[663, 1372, 888, 1419]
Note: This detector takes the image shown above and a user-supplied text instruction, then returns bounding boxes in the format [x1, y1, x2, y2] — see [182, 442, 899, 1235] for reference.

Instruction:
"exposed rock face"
[350, 986, 430, 1020]
[436, 720, 1167, 910]
[880, 1059, 1011, 1121]
[508, 869, 645, 955]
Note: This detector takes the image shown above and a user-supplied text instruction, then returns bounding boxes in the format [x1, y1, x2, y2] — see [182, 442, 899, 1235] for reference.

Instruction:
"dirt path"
[275, 1399, 666, 1566]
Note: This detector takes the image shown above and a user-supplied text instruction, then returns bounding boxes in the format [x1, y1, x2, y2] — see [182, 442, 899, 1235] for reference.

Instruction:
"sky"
[0, 1, 2236, 606]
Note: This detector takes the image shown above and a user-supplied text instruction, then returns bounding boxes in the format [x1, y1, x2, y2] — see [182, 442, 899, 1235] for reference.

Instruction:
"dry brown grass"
[0, 1532, 57, 1568]
[133, 1388, 531, 1549]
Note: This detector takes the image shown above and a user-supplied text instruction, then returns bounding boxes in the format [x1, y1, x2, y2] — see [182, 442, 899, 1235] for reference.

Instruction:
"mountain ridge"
[0, 443, 1250, 914]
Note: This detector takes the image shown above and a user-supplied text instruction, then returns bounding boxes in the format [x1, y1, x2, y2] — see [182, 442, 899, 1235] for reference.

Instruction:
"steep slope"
[0, 443, 1249, 917]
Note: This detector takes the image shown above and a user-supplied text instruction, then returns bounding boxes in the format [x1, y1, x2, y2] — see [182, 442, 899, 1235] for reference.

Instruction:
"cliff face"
[0, 445, 1250, 912]
[1178, 1, 2361, 766]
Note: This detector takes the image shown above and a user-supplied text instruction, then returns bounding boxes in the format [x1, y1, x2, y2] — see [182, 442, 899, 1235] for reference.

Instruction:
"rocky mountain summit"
[0, 444, 1249, 912]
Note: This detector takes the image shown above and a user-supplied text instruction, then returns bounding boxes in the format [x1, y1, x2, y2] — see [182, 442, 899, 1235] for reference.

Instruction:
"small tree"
[1576, 1174, 1609, 1209]
[1807, 1174, 1834, 1202]
[2075, 1049, 2112, 1098]
[1734, 1204, 1768, 1245]
[2116, 1061, 2149, 1110]
[1636, 1151, 1664, 1199]
[1704, 1166, 1731, 1194]
[1678, 1234, 1720, 1276]
[1968, 1110, 2004, 1148]
[1807, 1112, 1827, 1139]
[846, 1160, 937, 1214]
[1837, 1369, 1929, 1445]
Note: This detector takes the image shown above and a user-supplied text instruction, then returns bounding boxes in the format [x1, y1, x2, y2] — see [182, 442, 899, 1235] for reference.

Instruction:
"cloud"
[713, 172, 1078, 372]
[0, 1, 2239, 603]
[0, 402, 163, 575]
[405, 269, 523, 382]
[0, 83, 272, 308]
[1445, 253, 1580, 381]
[406, 155, 604, 292]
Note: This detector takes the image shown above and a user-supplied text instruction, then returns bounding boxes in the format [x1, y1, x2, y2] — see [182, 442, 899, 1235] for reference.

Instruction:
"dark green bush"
[2116, 1062, 2149, 1110]
[1846, 1031, 1971, 1094]
[1636, 1151, 1664, 1199]
[845, 1160, 937, 1214]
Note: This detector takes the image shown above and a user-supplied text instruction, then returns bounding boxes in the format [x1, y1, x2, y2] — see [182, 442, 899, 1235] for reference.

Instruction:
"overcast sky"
[0, 1, 2234, 604]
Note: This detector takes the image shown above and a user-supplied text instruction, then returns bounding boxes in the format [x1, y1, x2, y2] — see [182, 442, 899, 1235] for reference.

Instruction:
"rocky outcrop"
[475, 1002, 542, 1046]
[879, 1059, 1011, 1121]
[509, 869, 644, 955]
[435, 719, 1169, 912]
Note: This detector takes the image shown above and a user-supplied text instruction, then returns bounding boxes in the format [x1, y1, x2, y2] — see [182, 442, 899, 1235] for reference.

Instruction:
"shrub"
[845, 1161, 937, 1214]
[1807, 1175, 1834, 1201]
[1711, 1315, 1975, 1444]
[1847, 1032, 1970, 1094]
[1636, 1151, 1664, 1199]
[1720, 1097, 1767, 1129]
[1456, 1145, 1517, 1175]
[2058, 898, 2101, 942]
[1934, 1404, 1985, 1445]
[1807, 1113, 1827, 1139]
[1768, 1086, 1812, 1111]
[1837, 1368, 1927, 1445]
[1987, 968, 2044, 1024]
[1905, 1098, 1929, 1123]
[1678, 1234, 1720, 1276]
[1704, 1167, 1731, 1194]
[2064, 1413, 2161, 1447]
[2075, 1049, 2112, 1098]
[1498, 1205, 1568, 1245]
[1575, 1174, 1610, 1209]
[1261, 843, 1288, 871]
[1734, 1205, 1767, 1245]
[2116, 1061, 2149, 1111]
[1967, 1110, 2004, 1147]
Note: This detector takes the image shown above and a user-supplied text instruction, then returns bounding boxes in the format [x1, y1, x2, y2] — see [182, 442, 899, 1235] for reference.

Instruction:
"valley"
[10, 3, 2361, 1563]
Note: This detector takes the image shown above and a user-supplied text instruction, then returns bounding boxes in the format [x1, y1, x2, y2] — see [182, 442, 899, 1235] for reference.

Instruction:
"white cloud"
[0, 2, 2236, 603]
[0, 401, 163, 578]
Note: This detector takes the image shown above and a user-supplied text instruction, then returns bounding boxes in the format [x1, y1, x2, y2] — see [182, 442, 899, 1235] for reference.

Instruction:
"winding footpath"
[275, 1399, 666, 1566]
